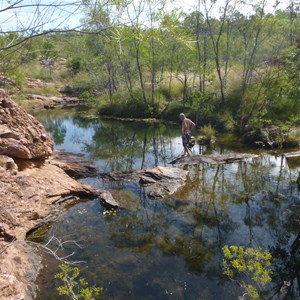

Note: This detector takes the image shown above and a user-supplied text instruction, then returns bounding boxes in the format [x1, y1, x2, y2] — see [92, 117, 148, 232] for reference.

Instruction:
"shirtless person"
[179, 113, 196, 157]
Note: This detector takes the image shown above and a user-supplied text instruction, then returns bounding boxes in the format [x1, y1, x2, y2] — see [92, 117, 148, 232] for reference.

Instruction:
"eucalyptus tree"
[143, 0, 167, 110]
[202, 0, 237, 108]
[233, 1, 292, 132]
[182, 9, 209, 93]
[161, 10, 199, 102]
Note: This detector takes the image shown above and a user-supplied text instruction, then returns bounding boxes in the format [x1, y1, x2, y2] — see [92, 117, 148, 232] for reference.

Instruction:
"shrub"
[68, 57, 82, 74]
[159, 80, 184, 100]
[55, 263, 102, 300]
[161, 101, 192, 122]
[97, 93, 150, 118]
[198, 124, 216, 143]
[223, 245, 272, 300]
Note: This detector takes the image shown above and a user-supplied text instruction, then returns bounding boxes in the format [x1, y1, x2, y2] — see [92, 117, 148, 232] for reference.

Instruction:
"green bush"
[159, 81, 184, 100]
[267, 97, 300, 121]
[55, 263, 102, 300]
[223, 245, 272, 300]
[161, 101, 192, 122]
[199, 124, 216, 143]
[226, 87, 243, 116]
[98, 94, 150, 118]
[68, 57, 82, 74]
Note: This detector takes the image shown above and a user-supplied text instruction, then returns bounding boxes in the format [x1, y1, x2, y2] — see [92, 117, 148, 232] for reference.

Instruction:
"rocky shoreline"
[0, 153, 106, 300]
[0, 89, 105, 300]
[0, 89, 189, 299]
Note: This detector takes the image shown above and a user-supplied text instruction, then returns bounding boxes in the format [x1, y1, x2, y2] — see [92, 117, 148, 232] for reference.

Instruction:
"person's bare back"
[179, 113, 195, 156]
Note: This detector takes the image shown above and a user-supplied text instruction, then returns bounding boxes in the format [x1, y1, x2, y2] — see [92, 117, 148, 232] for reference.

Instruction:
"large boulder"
[0, 89, 54, 159]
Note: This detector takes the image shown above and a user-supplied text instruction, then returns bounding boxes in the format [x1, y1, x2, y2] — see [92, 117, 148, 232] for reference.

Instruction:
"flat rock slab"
[49, 150, 99, 179]
[169, 153, 260, 165]
[100, 166, 188, 201]
[283, 151, 300, 158]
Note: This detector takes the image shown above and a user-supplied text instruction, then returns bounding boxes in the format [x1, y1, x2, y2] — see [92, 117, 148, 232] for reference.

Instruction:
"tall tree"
[202, 0, 235, 108]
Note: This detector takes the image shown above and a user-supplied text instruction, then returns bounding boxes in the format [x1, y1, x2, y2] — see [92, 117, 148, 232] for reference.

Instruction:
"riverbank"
[0, 89, 104, 299]
[0, 152, 105, 299]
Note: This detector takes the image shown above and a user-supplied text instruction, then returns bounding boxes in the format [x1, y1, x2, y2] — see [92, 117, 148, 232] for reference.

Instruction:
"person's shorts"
[182, 133, 191, 147]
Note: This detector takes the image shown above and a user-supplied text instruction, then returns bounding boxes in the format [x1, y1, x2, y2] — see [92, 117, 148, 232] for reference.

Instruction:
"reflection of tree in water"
[41, 118, 67, 145]
[268, 200, 300, 298]
[224, 156, 300, 298]
[105, 156, 300, 298]
[106, 165, 237, 277]
[82, 120, 177, 171]
[35, 109, 300, 298]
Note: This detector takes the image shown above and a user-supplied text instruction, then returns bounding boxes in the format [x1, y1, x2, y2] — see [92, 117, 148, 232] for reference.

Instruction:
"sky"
[0, 0, 86, 32]
[0, 0, 292, 33]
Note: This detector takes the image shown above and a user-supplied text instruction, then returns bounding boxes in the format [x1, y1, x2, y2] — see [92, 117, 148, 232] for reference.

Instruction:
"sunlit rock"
[0, 89, 54, 159]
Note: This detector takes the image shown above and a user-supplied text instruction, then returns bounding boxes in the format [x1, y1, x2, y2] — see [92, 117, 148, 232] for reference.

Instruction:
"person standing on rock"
[179, 113, 195, 157]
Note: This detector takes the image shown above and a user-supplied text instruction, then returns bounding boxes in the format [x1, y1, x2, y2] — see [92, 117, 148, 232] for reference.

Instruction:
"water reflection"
[35, 109, 181, 172]
[33, 109, 300, 299]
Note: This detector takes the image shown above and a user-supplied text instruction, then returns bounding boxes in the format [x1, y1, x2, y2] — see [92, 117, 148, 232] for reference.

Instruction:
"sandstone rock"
[0, 155, 18, 175]
[99, 166, 189, 201]
[0, 89, 54, 159]
[170, 153, 259, 165]
[242, 124, 299, 148]
[0, 241, 41, 300]
[49, 150, 99, 179]
[0, 159, 103, 300]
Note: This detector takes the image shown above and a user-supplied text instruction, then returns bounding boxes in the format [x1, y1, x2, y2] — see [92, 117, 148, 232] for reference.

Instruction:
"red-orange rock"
[0, 89, 54, 159]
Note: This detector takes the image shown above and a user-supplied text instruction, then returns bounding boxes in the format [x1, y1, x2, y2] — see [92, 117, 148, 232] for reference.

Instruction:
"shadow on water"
[31, 108, 300, 299]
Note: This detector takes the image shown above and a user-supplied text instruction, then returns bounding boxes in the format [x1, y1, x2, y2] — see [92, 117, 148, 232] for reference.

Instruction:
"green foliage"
[72, 78, 96, 95]
[2, 3, 299, 133]
[68, 57, 82, 74]
[98, 92, 150, 118]
[41, 40, 58, 62]
[80, 91, 93, 100]
[190, 91, 216, 121]
[159, 81, 184, 100]
[199, 124, 216, 143]
[55, 263, 102, 300]
[160, 101, 192, 122]
[222, 245, 272, 299]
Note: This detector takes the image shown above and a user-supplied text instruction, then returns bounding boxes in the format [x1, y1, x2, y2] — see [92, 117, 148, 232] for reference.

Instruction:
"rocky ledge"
[0, 155, 105, 300]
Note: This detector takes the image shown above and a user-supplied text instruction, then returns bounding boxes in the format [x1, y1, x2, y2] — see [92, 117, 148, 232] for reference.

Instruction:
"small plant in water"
[103, 208, 117, 216]
[198, 124, 216, 144]
[55, 263, 102, 300]
[222, 245, 272, 299]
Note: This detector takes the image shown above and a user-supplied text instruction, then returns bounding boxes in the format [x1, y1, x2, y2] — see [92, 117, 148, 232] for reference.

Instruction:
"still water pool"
[32, 108, 300, 299]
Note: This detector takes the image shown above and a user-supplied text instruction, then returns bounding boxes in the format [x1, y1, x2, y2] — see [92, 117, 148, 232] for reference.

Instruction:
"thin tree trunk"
[135, 41, 147, 104]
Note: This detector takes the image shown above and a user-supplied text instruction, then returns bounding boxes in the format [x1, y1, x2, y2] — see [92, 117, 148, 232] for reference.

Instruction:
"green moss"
[26, 223, 51, 243]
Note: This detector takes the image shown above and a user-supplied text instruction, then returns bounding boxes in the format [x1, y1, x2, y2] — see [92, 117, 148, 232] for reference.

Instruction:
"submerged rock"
[49, 150, 99, 179]
[170, 153, 259, 165]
